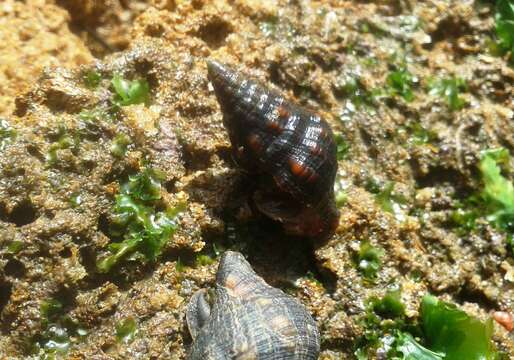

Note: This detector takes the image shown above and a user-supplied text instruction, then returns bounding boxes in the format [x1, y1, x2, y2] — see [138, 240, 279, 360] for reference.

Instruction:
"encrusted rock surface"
[0, 0, 513, 358]
[0, 0, 93, 117]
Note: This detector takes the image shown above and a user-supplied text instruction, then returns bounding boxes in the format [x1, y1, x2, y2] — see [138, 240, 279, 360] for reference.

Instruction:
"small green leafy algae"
[365, 178, 381, 194]
[374, 182, 407, 214]
[386, 68, 415, 102]
[69, 193, 83, 208]
[371, 290, 405, 319]
[334, 174, 348, 208]
[79, 107, 113, 123]
[115, 317, 137, 344]
[40, 299, 63, 328]
[428, 77, 467, 111]
[110, 134, 131, 158]
[334, 133, 350, 160]
[35, 299, 87, 358]
[111, 74, 150, 106]
[355, 289, 409, 358]
[457, 149, 514, 244]
[421, 295, 497, 360]
[196, 254, 216, 267]
[398, 122, 438, 146]
[450, 148, 514, 253]
[395, 332, 445, 360]
[83, 70, 102, 88]
[258, 16, 295, 41]
[334, 75, 379, 109]
[175, 257, 185, 273]
[97, 168, 185, 272]
[7, 240, 24, 254]
[194, 243, 226, 268]
[450, 206, 480, 235]
[495, 0, 514, 64]
[335, 191, 347, 207]
[0, 119, 16, 150]
[375, 183, 395, 212]
[355, 242, 384, 279]
[304, 271, 323, 288]
[478, 148, 514, 234]
[212, 242, 223, 257]
[356, 292, 500, 359]
[45, 126, 80, 166]
[358, 20, 388, 37]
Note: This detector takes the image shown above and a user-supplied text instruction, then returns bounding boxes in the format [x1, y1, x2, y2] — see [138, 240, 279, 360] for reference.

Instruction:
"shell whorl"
[186, 251, 321, 359]
[207, 61, 339, 239]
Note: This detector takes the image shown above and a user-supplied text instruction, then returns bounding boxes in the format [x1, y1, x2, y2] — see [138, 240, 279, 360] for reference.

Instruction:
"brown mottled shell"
[186, 251, 320, 359]
[207, 61, 339, 239]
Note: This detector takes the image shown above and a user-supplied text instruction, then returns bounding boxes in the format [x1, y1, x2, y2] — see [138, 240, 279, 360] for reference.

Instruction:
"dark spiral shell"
[186, 251, 320, 359]
[207, 60, 339, 239]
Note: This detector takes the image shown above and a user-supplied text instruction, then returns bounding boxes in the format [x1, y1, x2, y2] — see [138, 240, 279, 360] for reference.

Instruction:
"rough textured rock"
[0, 0, 93, 117]
[0, 0, 513, 358]
[52, 0, 153, 57]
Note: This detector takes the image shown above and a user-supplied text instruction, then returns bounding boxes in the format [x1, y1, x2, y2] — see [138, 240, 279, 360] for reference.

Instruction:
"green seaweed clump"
[393, 332, 445, 360]
[79, 107, 113, 123]
[334, 133, 350, 160]
[428, 77, 467, 111]
[111, 74, 150, 106]
[398, 121, 438, 146]
[371, 290, 405, 319]
[83, 70, 102, 89]
[32, 299, 87, 358]
[450, 205, 480, 235]
[7, 240, 24, 254]
[196, 254, 216, 267]
[0, 119, 16, 150]
[96, 168, 185, 272]
[334, 75, 379, 109]
[421, 295, 497, 360]
[115, 317, 138, 344]
[472, 148, 514, 254]
[450, 148, 514, 254]
[335, 190, 347, 208]
[495, 0, 514, 64]
[195, 243, 226, 267]
[110, 134, 131, 158]
[355, 241, 384, 280]
[45, 126, 80, 166]
[334, 174, 348, 208]
[373, 182, 407, 215]
[356, 293, 500, 359]
[356, 289, 441, 359]
[478, 148, 514, 235]
[386, 68, 415, 102]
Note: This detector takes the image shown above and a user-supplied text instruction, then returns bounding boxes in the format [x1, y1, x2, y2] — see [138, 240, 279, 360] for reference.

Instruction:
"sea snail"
[207, 60, 339, 239]
[186, 251, 320, 359]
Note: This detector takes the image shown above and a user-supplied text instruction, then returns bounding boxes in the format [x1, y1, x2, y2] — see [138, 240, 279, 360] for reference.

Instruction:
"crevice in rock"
[7, 200, 38, 227]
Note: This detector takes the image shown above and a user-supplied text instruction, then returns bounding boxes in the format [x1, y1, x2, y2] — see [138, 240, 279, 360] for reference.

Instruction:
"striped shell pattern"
[207, 61, 339, 239]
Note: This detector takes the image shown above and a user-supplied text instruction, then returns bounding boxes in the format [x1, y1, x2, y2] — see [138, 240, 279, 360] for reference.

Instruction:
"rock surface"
[0, 0, 513, 358]
[0, 0, 93, 117]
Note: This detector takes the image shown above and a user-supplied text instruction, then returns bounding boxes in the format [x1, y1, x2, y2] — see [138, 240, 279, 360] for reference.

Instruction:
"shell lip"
[186, 289, 211, 340]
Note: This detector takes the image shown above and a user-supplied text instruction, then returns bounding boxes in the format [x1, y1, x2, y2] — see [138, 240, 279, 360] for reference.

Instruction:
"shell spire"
[207, 60, 340, 240]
